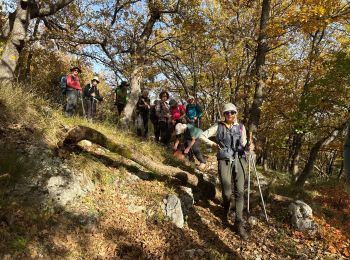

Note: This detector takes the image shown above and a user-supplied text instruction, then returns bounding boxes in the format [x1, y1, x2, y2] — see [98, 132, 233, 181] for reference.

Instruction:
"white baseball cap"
[223, 103, 237, 113]
[175, 123, 187, 135]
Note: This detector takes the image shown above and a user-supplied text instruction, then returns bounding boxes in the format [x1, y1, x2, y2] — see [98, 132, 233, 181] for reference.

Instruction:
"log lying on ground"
[58, 125, 198, 186]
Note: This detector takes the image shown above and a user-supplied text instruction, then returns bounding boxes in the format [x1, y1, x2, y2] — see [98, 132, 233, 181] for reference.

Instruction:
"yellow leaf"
[10, 55, 17, 60]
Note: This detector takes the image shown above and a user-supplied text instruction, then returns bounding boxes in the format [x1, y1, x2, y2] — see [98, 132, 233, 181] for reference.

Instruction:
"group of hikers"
[61, 66, 103, 119]
[61, 66, 254, 240]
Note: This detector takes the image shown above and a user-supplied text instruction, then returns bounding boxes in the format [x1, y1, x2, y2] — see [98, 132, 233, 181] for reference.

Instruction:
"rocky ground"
[1, 123, 350, 260]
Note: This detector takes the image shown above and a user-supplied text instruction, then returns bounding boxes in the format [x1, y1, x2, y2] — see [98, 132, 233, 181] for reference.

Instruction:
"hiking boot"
[233, 222, 248, 240]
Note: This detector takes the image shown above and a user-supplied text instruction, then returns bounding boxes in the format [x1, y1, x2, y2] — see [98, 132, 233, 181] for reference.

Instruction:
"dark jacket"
[83, 84, 103, 101]
[136, 95, 151, 115]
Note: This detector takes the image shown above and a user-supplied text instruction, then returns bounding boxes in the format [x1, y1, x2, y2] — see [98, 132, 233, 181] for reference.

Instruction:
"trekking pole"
[80, 91, 86, 118]
[247, 152, 251, 214]
[251, 153, 269, 223]
[247, 131, 253, 214]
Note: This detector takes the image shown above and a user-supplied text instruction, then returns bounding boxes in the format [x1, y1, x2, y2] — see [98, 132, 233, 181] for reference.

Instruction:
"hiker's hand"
[211, 143, 219, 149]
[91, 93, 96, 97]
[184, 148, 190, 154]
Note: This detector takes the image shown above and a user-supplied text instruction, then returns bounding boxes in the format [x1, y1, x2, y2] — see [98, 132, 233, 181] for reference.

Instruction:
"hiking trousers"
[184, 139, 206, 164]
[65, 88, 80, 117]
[159, 120, 170, 145]
[136, 112, 149, 137]
[218, 157, 246, 223]
[85, 98, 97, 119]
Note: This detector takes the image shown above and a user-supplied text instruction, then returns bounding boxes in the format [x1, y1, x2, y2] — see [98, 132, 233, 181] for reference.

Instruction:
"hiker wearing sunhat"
[186, 95, 202, 127]
[201, 103, 254, 240]
[83, 76, 103, 120]
[173, 123, 207, 171]
[65, 66, 82, 117]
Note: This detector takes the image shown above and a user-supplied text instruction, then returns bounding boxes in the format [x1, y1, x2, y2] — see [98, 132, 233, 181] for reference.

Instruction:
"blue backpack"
[60, 75, 67, 94]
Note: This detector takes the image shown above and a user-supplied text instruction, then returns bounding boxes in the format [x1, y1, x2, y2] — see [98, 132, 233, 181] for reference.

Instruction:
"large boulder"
[288, 200, 318, 235]
[162, 194, 184, 228]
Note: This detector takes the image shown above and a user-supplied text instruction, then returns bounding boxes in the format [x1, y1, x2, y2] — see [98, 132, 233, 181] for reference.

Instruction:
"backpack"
[60, 75, 67, 94]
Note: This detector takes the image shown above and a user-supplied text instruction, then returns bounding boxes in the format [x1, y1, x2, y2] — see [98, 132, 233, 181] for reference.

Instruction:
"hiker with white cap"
[173, 123, 207, 171]
[201, 103, 254, 240]
[83, 76, 103, 120]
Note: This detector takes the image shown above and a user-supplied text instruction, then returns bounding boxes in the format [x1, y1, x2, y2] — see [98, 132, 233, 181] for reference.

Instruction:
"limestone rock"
[162, 194, 184, 228]
[288, 200, 318, 235]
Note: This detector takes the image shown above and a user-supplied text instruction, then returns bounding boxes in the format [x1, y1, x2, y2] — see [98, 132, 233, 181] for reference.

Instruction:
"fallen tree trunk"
[58, 125, 198, 186]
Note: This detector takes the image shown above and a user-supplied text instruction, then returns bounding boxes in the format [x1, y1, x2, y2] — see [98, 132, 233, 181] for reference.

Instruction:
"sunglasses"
[224, 110, 237, 115]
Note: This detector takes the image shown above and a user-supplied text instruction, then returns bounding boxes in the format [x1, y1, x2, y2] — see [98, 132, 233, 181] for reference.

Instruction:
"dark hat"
[120, 81, 130, 87]
[70, 66, 82, 73]
[159, 90, 170, 99]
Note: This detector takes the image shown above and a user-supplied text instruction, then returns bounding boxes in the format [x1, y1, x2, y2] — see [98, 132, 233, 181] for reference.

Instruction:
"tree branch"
[31, 0, 75, 19]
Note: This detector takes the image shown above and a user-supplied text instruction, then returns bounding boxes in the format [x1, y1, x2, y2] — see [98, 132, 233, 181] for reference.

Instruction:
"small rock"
[248, 216, 258, 227]
[80, 140, 92, 147]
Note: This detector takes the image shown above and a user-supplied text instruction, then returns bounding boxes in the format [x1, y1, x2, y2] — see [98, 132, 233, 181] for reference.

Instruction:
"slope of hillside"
[0, 84, 349, 259]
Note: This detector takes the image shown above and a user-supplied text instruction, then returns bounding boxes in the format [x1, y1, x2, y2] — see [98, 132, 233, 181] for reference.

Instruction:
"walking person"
[201, 103, 254, 240]
[173, 123, 207, 171]
[150, 100, 160, 141]
[65, 66, 82, 117]
[186, 95, 202, 127]
[136, 90, 151, 137]
[115, 81, 129, 115]
[156, 90, 171, 145]
[83, 76, 103, 121]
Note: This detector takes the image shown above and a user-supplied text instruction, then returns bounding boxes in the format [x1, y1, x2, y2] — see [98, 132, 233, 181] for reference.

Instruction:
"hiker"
[201, 103, 254, 240]
[169, 99, 186, 125]
[65, 66, 82, 117]
[169, 99, 186, 137]
[83, 76, 103, 120]
[136, 90, 151, 137]
[156, 90, 171, 145]
[186, 95, 203, 127]
[150, 100, 160, 141]
[115, 81, 129, 115]
[173, 123, 207, 171]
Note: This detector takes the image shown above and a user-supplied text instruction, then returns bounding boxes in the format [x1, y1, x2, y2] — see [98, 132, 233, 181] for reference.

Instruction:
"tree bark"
[0, 1, 29, 81]
[59, 125, 199, 186]
[119, 4, 161, 125]
[289, 133, 303, 183]
[120, 62, 143, 127]
[295, 122, 347, 187]
[0, 0, 74, 82]
[248, 0, 270, 134]
[344, 123, 350, 183]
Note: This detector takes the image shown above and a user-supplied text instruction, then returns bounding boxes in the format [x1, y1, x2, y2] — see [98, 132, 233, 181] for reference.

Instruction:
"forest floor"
[0, 84, 350, 259]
